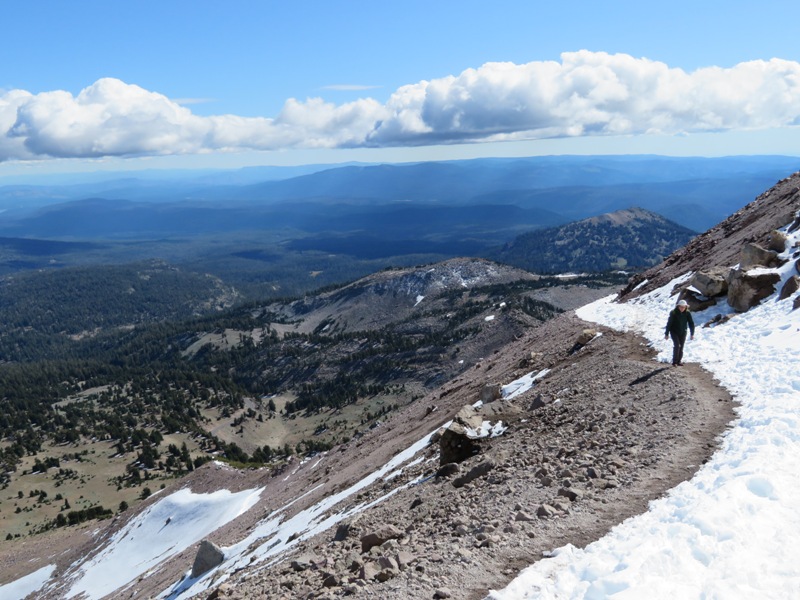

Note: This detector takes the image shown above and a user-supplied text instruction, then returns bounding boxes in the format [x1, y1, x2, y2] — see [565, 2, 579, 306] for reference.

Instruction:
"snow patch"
[502, 370, 550, 400]
[465, 420, 508, 438]
[62, 487, 262, 600]
[0, 564, 56, 599]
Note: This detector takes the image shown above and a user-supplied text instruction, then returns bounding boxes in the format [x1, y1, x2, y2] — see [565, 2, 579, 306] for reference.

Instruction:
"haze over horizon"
[2, 0, 800, 182]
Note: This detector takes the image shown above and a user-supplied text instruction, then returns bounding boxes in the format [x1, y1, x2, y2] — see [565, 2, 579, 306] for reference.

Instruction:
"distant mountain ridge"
[2, 155, 798, 232]
[491, 207, 696, 273]
[0, 154, 796, 298]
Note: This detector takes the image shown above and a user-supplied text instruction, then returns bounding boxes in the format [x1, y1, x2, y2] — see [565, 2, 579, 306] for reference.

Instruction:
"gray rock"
[333, 518, 357, 542]
[290, 553, 319, 572]
[439, 423, 482, 465]
[345, 551, 363, 572]
[779, 275, 800, 301]
[514, 510, 536, 522]
[558, 487, 583, 502]
[529, 393, 553, 411]
[358, 561, 380, 581]
[480, 383, 502, 403]
[453, 404, 484, 430]
[436, 462, 460, 477]
[375, 568, 397, 582]
[789, 212, 800, 234]
[434, 588, 453, 599]
[536, 504, 558, 518]
[480, 400, 523, 423]
[453, 459, 496, 488]
[360, 524, 404, 553]
[679, 288, 718, 311]
[378, 555, 399, 571]
[740, 243, 781, 269]
[689, 268, 729, 297]
[396, 551, 415, 570]
[768, 230, 789, 252]
[727, 268, 781, 312]
[191, 540, 225, 578]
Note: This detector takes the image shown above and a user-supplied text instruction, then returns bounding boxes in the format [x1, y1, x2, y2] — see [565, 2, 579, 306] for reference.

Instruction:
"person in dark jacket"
[664, 299, 695, 366]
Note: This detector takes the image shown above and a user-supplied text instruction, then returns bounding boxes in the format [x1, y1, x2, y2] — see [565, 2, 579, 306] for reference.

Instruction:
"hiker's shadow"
[628, 367, 669, 386]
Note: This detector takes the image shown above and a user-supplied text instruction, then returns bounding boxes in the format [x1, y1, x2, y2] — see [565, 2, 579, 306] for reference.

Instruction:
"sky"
[2, 0, 800, 181]
[4, 218, 799, 600]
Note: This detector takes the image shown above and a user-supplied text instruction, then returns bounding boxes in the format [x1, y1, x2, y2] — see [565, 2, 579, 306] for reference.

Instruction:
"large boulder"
[452, 404, 484, 430]
[438, 402, 519, 465]
[679, 288, 718, 311]
[727, 268, 781, 312]
[739, 243, 781, 269]
[779, 275, 800, 301]
[480, 383, 501, 403]
[788, 212, 800, 234]
[688, 267, 729, 297]
[479, 400, 523, 423]
[768, 230, 789, 253]
[191, 540, 225, 578]
[439, 423, 482, 465]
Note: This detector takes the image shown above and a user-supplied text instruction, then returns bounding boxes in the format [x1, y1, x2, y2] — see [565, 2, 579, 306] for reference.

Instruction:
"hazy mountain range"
[0, 155, 796, 298]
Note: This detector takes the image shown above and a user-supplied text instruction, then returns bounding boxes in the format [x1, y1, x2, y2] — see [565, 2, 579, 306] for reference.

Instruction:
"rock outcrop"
[726, 268, 781, 312]
[191, 540, 225, 578]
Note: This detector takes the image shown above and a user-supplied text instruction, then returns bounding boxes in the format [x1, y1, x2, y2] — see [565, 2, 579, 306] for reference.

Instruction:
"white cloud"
[2, 51, 800, 162]
[369, 52, 800, 145]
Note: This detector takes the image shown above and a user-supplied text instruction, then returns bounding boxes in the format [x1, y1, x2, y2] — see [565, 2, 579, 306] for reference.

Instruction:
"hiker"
[664, 299, 695, 366]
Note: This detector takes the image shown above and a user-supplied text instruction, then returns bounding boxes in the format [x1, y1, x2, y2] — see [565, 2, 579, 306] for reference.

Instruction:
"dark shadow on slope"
[628, 367, 669, 386]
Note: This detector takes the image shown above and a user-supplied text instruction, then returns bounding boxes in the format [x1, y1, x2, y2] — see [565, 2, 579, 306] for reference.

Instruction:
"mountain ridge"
[491, 206, 696, 273]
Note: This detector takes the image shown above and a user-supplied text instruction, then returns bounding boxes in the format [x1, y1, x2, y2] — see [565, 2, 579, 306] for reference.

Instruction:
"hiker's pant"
[670, 331, 687, 365]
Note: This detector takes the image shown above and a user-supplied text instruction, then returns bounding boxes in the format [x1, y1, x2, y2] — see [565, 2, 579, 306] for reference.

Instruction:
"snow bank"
[63, 487, 262, 600]
[0, 564, 55, 599]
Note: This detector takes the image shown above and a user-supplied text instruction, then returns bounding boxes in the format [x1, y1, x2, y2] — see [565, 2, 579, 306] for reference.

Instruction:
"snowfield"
[67, 486, 262, 599]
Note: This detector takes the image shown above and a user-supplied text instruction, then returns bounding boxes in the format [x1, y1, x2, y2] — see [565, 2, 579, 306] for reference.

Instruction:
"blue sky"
[2, 0, 800, 178]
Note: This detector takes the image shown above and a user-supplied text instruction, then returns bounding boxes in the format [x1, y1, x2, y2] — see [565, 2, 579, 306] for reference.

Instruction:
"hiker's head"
[677, 299, 688, 311]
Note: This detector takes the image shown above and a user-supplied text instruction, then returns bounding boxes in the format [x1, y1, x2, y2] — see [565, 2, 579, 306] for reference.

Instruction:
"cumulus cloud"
[2, 51, 800, 162]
